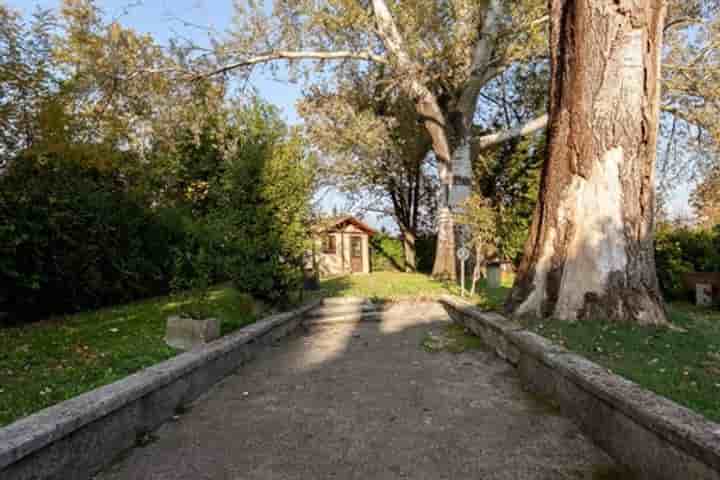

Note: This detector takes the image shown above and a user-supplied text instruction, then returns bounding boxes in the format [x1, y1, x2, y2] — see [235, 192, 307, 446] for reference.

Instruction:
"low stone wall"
[0, 299, 321, 480]
[439, 295, 720, 480]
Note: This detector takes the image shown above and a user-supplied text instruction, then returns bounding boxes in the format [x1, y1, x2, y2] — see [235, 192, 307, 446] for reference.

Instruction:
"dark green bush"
[203, 104, 316, 303]
[0, 151, 190, 321]
[655, 224, 720, 300]
[0, 100, 317, 323]
[415, 235, 437, 274]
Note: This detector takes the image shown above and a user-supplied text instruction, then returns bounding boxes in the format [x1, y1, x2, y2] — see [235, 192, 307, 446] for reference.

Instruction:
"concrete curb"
[0, 298, 322, 480]
[439, 295, 720, 480]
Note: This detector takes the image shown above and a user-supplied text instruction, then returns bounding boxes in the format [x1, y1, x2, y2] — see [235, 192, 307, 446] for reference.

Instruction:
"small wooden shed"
[310, 216, 377, 277]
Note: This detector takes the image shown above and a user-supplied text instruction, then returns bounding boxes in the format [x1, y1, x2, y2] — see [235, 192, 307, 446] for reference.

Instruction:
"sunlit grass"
[319, 271, 511, 309]
[0, 285, 256, 427]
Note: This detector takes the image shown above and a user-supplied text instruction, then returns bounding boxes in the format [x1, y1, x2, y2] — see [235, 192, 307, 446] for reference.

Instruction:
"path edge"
[0, 298, 322, 480]
[439, 295, 720, 480]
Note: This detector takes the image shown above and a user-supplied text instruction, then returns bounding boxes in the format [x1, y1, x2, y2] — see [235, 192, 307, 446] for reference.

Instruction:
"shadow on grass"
[519, 302, 720, 423]
[316, 271, 513, 311]
[370, 241, 405, 272]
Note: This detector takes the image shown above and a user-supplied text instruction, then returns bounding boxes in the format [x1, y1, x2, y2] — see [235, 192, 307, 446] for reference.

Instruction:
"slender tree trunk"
[414, 96, 456, 281]
[506, 0, 668, 325]
[401, 229, 417, 272]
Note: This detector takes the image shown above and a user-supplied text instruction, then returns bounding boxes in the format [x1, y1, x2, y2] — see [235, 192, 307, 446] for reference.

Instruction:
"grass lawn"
[319, 271, 511, 309]
[521, 303, 720, 422]
[0, 285, 256, 427]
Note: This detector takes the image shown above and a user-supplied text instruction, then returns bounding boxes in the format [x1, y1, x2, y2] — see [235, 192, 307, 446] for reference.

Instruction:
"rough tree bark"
[506, 0, 668, 324]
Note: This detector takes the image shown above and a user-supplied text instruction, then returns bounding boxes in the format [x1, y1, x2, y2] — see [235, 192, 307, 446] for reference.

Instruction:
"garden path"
[99, 302, 621, 480]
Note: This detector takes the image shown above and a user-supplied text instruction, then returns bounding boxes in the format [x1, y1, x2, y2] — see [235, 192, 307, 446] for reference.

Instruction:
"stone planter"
[165, 316, 221, 350]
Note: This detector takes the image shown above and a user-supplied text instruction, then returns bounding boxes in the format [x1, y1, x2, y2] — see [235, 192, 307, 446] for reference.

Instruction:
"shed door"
[350, 236, 363, 273]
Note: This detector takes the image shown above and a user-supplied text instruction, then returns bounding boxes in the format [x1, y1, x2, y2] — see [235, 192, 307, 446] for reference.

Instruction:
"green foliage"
[414, 236, 436, 274]
[369, 233, 436, 273]
[0, 148, 188, 320]
[474, 134, 543, 264]
[370, 234, 405, 271]
[201, 102, 317, 303]
[456, 194, 497, 256]
[654, 224, 720, 300]
[0, 95, 316, 322]
[169, 217, 227, 319]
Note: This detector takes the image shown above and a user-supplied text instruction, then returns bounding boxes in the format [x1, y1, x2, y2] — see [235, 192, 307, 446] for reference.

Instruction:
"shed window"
[322, 235, 337, 254]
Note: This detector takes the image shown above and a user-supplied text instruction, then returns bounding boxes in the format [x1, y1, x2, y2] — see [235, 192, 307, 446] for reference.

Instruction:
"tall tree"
[692, 166, 720, 228]
[506, 0, 668, 325]
[299, 72, 436, 271]
[0, 5, 55, 163]
[198, 0, 549, 280]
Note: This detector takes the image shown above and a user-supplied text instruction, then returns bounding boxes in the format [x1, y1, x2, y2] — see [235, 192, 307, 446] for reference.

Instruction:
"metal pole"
[460, 259, 465, 297]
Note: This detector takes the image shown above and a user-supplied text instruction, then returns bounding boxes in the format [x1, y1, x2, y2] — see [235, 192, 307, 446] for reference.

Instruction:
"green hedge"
[0, 153, 193, 321]
[655, 224, 720, 300]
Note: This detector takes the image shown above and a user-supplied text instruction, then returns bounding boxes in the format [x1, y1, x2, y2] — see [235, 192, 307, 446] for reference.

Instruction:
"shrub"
[654, 224, 720, 300]
[369, 233, 436, 273]
[0, 151, 189, 321]
[207, 106, 316, 303]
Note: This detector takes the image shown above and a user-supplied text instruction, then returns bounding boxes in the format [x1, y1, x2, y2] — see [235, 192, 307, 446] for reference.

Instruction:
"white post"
[457, 246, 469, 298]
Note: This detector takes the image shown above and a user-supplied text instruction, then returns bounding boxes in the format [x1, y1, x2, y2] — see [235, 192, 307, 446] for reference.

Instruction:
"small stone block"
[165, 316, 221, 350]
[696, 283, 713, 307]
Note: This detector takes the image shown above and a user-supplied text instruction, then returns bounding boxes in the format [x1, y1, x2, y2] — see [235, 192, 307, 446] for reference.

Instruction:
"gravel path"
[99, 302, 621, 480]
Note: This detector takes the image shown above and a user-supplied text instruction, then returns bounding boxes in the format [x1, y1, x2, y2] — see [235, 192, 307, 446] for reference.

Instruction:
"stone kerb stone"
[438, 295, 720, 480]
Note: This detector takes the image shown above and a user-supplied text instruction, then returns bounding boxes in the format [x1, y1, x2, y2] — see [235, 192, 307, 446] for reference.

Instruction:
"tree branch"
[195, 50, 388, 79]
[456, 0, 504, 125]
[473, 113, 548, 150]
[371, 0, 452, 171]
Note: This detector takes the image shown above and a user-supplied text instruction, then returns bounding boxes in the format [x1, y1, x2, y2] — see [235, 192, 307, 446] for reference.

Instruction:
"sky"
[9, 0, 694, 226]
[10, 0, 377, 224]
[12, 0, 305, 124]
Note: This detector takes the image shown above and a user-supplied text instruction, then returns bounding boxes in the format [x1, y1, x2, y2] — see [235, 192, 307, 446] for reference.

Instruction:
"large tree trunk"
[506, 0, 668, 325]
[431, 0, 503, 281]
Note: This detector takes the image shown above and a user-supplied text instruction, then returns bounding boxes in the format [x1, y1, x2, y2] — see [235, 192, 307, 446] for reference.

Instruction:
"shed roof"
[313, 215, 377, 236]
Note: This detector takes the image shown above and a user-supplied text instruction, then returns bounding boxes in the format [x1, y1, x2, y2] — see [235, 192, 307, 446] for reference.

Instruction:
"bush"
[415, 235, 437, 274]
[207, 106, 316, 303]
[0, 151, 189, 321]
[655, 224, 720, 300]
[370, 234, 405, 271]
[0, 99, 318, 323]
[369, 233, 436, 273]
